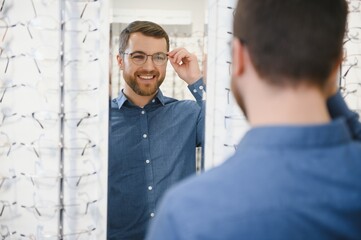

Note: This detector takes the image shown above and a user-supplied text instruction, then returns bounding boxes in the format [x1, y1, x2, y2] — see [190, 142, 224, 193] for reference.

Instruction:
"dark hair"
[119, 20, 170, 53]
[233, 0, 348, 87]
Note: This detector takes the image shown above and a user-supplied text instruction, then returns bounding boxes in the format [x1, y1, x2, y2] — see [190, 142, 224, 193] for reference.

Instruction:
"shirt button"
[199, 85, 204, 90]
[193, 89, 197, 93]
[150, 212, 155, 218]
[141, 110, 145, 114]
[148, 186, 153, 191]
[146, 159, 150, 164]
[152, 99, 155, 103]
[143, 134, 147, 138]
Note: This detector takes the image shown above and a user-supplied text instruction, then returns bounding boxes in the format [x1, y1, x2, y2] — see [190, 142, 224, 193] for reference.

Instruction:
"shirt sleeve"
[188, 78, 206, 107]
[189, 78, 205, 165]
[327, 91, 361, 141]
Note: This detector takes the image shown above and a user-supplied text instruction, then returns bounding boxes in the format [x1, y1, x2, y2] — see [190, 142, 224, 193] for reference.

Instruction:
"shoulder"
[159, 158, 240, 219]
[164, 96, 200, 108]
[152, 158, 251, 239]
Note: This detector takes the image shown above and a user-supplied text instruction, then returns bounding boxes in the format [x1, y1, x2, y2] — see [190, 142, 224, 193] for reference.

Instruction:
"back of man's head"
[233, 0, 348, 88]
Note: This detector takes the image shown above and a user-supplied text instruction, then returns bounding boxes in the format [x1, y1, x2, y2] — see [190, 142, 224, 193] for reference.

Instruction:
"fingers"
[168, 57, 180, 70]
[168, 47, 202, 84]
[168, 48, 195, 65]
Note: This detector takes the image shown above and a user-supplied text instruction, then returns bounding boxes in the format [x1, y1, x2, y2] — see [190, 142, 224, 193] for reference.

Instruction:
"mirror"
[107, 0, 208, 239]
[109, 0, 208, 101]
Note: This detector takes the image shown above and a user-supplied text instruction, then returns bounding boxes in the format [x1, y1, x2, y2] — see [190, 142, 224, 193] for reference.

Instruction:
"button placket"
[139, 107, 155, 220]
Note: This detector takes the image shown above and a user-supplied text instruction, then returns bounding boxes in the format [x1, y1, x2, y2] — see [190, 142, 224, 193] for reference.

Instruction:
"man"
[146, 0, 361, 239]
[107, 21, 205, 240]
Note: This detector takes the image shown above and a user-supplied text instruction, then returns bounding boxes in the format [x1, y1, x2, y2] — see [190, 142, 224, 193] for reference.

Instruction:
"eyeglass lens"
[128, 52, 168, 66]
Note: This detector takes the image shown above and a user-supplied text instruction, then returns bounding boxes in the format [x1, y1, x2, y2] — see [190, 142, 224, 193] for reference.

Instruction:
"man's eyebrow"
[130, 51, 146, 54]
[130, 51, 168, 55]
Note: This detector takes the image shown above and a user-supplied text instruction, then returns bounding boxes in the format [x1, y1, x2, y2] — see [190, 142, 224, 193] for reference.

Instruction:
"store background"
[0, 0, 109, 239]
[0, 0, 360, 239]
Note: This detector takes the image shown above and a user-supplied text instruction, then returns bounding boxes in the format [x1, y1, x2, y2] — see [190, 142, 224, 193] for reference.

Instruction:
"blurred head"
[233, 0, 347, 88]
[118, 21, 170, 96]
[231, 0, 348, 115]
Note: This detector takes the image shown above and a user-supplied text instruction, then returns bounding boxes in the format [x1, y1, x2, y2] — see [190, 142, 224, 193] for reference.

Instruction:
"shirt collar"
[115, 89, 166, 109]
[237, 118, 352, 150]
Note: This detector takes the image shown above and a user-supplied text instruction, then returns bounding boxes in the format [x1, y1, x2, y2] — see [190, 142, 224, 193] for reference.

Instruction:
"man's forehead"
[126, 32, 167, 53]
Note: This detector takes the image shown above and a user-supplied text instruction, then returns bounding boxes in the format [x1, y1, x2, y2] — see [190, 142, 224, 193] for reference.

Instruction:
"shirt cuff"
[188, 78, 205, 102]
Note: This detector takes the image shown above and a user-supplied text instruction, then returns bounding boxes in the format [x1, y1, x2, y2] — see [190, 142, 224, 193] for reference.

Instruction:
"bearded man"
[107, 20, 205, 240]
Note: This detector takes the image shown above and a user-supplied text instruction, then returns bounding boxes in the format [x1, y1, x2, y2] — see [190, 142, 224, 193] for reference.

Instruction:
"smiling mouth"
[138, 75, 156, 80]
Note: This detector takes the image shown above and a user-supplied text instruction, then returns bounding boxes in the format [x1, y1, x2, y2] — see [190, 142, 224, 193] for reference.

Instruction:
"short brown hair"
[233, 0, 348, 87]
[119, 21, 170, 53]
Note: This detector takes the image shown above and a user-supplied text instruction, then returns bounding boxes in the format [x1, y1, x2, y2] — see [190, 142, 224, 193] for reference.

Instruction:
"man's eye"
[154, 53, 166, 60]
[132, 54, 146, 60]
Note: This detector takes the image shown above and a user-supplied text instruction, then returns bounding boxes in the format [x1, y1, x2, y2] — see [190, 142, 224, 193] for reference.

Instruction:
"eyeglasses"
[0, 15, 59, 43]
[0, 0, 5, 12]
[0, 169, 16, 191]
[223, 143, 237, 151]
[21, 191, 98, 219]
[21, 199, 97, 220]
[121, 51, 168, 66]
[0, 225, 17, 240]
[0, 80, 99, 106]
[0, 0, 100, 17]
[340, 86, 359, 99]
[0, 46, 60, 75]
[21, 170, 98, 189]
[347, 0, 361, 13]
[0, 15, 99, 46]
[0, 83, 30, 103]
[344, 27, 361, 44]
[64, 18, 98, 43]
[341, 56, 358, 80]
[224, 115, 247, 129]
[0, 108, 22, 126]
[0, 132, 97, 158]
[18, 225, 96, 240]
[0, 200, 16, 217]
[31, 110, 98, 129]
[0, 110, 98, 129]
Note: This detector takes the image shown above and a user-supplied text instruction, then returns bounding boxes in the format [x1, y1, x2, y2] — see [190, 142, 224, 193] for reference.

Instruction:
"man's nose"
[142, 56, 156, 70]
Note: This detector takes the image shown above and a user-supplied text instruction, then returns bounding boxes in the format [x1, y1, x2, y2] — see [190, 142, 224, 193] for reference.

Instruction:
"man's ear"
[323, 54, 343, 98]
[117, 54, 124, 70]
[232, 38, 245, 77]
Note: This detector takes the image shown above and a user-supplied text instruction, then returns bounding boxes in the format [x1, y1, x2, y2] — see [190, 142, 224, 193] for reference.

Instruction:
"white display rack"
[0, 1, 109, 239]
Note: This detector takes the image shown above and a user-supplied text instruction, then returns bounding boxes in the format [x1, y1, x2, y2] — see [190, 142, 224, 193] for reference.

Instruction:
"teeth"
[139, 75, 154, 80]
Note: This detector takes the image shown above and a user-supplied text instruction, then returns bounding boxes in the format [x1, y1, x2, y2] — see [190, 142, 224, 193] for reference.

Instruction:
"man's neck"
[123, 87, 157, 108]
[247, 85, 331, 126]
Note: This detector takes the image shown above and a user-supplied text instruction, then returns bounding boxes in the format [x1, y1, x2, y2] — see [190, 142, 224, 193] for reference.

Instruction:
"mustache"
[135, 70, 159, 76]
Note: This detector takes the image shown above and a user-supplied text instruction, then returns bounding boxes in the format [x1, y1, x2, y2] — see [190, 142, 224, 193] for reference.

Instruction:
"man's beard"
[231, 76, 248, 119]
[124, 70, 165, 96]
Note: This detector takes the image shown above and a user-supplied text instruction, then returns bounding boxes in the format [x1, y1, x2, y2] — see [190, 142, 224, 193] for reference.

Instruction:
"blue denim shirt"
[107, 79, 205, 240]
[146, 92, 361, 240]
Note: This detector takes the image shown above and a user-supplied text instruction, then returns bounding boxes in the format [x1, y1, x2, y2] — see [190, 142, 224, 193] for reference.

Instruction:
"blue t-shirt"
[108, 79, 205, 240]
[146, 92, 361, 240]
